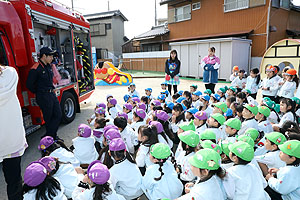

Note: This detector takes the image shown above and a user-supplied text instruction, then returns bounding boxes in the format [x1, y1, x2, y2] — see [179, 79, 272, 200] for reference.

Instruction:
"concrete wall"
[89, 18, 113, 52]
[112, 17, 125, 58]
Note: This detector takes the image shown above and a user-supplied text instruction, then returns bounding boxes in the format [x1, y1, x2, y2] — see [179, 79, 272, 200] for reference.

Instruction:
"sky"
[58, 0, 167, 39]
[57, 0, 300, 40]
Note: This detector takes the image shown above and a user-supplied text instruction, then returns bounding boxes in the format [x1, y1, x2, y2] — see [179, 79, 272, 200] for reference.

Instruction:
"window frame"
[224, 0, 249, 13]
[175, 4, 191, 22]
[280, 0, 290, 10]
[192, 2, 201, 11]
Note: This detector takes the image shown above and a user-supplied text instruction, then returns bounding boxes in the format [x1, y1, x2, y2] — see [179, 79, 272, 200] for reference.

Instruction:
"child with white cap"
[39, 156, 84, 199]
[23, 161, 67, 200]
[193, 111, 208, 134]
[141, 143, 183, 199]
[177, 149, 226, 199]
[72, 160, 125, 200]
[109, 138, 143, 199]
[38, 136, 80, 167]
[72, 124, 99, 165]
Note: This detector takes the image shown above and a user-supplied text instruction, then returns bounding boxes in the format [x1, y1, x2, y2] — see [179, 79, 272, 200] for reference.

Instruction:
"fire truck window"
[0, 37, 8, 66]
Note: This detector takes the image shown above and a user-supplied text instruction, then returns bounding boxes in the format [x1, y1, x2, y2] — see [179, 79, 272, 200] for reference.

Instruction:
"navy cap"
[40, 47, 56, 56]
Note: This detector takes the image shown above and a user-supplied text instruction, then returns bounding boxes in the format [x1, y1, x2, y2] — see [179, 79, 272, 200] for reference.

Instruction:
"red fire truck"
[0, 0, 94, 134]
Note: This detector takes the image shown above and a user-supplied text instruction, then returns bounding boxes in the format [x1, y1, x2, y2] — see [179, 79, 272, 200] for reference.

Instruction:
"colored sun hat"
[192, 90, 202, 96]
[244, 103, 258, 115]
[149, 121, 164, 133]
[78, 124, 91, 138]
[152, 100, 161, 106]
[189, 148, 221, 170]
[179, 130, 200, 147]
[137, 103, 146, 111]
[200, 140, 222, 154]
[87, 160, 110, 185]
[224, 118, 241, 130]
[211, 113, 226, 125]
[117, 112, 128, 121]
[233, 66, 239, 71]
[93, 128, 104, 138]
[132, 97, 140, 104]
[263, 99, 275, 109]
[95, 107, 106, 115]
[201, 95, 210, 102]
[166, 102, 174, 110]
[218, 87, 226, 94]
[265, 132, 287, 145]
[109, 138, 126, 151]
[245, 128, 259, 141]
[242, 89, 251, 94]
[38, 136, 55, 150]
[274, 104, 280, 113]
[161, 81, 167, 85]
[194, 111, 208, 121]
[123, 94, 131, 102]
[38, 156, 56, 172]
[24, 161, 47, 187]
[228, 86, 237, 93]
[266, 65, 278, 73]
[104, 129, 121, 142]
[199, 130, 216, 141]
[190, 84, 198, 89]
[132, 94, 139, 98]
[211, 94, 221, 101]
[161, 90, 169, 96]
[155, 110, 169, 122]
[106, 94, 113, 99]
[130, 83, 136, 86]
[96, 102, 106, 109]
[187, 108, 198, 115]
[123, 103, 133, 111]
[220, 140, 233, 157]
[285, 69, 297, 76]
[263, 97, 271, 102]
[158, 94, 166, 101]
[145, 88, 152, 92]
[229, 141, 254, 161]
[237, 135, 255, 148]
[109, 98, 117, 105]
[135, 109, 146, 119]
[179, 120, 196, 131]
[224, 108, 233, 117]
[204, 89, 212, 95]
[150, 143, 171, 159]
[291, 97, 300, 105]
[103, 125, 118, 135]
[213, 102, 228, 113]
[181, 103, 187, 112]
[176, 96, 186, 103]
[258, 106, 271, 117]
[278, 140, 300, 158]
[178, 90, 184, 96]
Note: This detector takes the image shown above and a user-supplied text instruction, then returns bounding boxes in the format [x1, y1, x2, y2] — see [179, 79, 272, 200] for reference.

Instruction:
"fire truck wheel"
[60, 92, 76, 124]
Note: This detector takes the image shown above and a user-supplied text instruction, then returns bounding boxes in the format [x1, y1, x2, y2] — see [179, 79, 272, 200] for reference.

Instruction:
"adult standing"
[165, 50, 181, 95]
[26, 47, 62, 139]
[201, 47, 220, 93]
[0, 65, 27, 200]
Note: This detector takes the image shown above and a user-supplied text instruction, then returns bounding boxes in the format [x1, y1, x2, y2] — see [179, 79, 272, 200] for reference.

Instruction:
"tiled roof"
[134, 24, 169, 40]
[84, 10, 128, 21]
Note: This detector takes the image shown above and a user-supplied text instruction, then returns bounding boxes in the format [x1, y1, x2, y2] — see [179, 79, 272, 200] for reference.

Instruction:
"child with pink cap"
[72, 124, 99, 165]
[109, 138, 143, 199]
[72, 161, 125, 200]
[23, 161, 67, 200]
[131, 109, 146, 132]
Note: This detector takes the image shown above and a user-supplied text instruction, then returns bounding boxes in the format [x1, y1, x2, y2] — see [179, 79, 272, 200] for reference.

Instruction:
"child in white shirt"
[273, 98, 296, 132]
[191, 91, 202, 109]
[145, 87, 154, 100]
[130, 109, 146, 132]
[231, 69, 247, 92]
[128, 83, 139, 97]
[230, 65, 239, 81]
[246, 68, 260, 99]
[107, 98, 118, 119]
[199, 95, 213, 118]
[256, 106, 273, 134]
[194, 111, 208, 135]
[277, 69, 298, 99]
[238, 104, 259, 135]
[261, 65, 280, 101]
[224, 118, 241, 143]
[206, 113, 226, 142]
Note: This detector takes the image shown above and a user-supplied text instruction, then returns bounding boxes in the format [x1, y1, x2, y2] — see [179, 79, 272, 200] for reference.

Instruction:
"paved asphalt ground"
[0, 77, 235, 199]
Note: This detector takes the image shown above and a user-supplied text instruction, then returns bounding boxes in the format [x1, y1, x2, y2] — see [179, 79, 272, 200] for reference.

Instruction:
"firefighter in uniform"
[26, 47, 62, 139]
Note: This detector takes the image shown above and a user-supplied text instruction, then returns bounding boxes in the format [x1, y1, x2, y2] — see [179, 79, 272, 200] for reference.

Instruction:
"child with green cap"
[212, 102, 228, 115]
[244, 128, 267, 156]
[176, 131, 200, 184]
[220, 140, 234, 170]
[223, 141, 271, 199]
[273, 98, 296, 132]
[256, 132, 287, 176]
[224, 118, 241, 143]
[177, 149, 226, 199]
[175, 121, 196, 160]
[265, 140, 300, 200]
[217, 87, 227, 102]
[256, 106, 273, 134]
[206, 113, 226, 142]
[238, 103, 259, 135]
[199, 130, 217, 143]
[141, 143, 183, 199]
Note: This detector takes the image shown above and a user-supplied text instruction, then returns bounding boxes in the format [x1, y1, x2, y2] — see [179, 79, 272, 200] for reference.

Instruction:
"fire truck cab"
[0, 0, 94, 134]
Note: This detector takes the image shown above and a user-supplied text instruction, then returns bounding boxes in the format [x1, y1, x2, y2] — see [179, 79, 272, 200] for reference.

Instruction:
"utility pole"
[71, 0, 74, 10]
[155, 0, 157, 26]
[108, 0, 110, 11]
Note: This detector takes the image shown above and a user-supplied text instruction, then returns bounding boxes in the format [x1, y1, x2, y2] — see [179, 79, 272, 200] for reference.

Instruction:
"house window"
[90, 24, 106, 36]
[280, 0, 290, 9]
[224, 0, 249, 12]
[175, 4, 191, 22]
[142, 44, 161, 52]
[192, 2, 201, 10]
[105, 23, 111, 30]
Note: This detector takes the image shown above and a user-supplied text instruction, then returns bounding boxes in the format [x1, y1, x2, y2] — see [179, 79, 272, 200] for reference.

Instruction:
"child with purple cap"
[150, 121, 174, 149]
[87, 102, 106, 125]
[39, 156, 85, 198]
[23, 161, 67, 200]
[93, 117, 110, 152]
[39, 136, 80, 167]
[108, 138, 143, 199]
[194, 111, 208, 134]
[123, 103, 133, 123]
[114, 117, 138, 154]
[89, 107, 106, 126]
[131, 109, 146, 132]
[152, 110, 175, 145]
[72, 161, 125, 200]
[72, 124, 99, 165]
[117, 112, 129, 121]
[107, 98, 118, 120]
